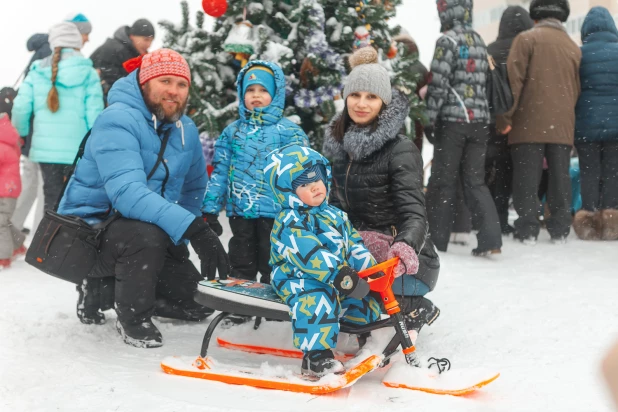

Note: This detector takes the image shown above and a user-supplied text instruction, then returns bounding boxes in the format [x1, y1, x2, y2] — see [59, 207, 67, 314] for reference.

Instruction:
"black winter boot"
[116, 318, 163, 348]
[301, 349, 345, 379]
[76, 279, 106, 325]
[153, 298, 214, 322]
[401, 296, 440, 335]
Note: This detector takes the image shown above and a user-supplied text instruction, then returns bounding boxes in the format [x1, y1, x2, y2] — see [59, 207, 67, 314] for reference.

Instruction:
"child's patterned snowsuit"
[265, 145, 382, 353]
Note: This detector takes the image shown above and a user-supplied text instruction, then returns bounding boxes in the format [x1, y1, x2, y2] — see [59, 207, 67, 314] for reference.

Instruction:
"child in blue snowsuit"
[202, 61, 309, 284]
[265, 144, 382, 378]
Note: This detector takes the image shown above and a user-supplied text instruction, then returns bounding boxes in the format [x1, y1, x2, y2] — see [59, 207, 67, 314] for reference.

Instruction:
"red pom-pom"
[202, 0, 228, 18]
[123, 55, 144, 74]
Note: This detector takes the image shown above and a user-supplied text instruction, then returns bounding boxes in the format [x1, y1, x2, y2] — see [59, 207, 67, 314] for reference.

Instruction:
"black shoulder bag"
[486, 55, 514, 116]
[26, 129, 171, 284]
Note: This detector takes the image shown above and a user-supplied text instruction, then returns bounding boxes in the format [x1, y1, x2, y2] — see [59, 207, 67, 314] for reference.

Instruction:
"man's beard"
[143, 88, 188, 123]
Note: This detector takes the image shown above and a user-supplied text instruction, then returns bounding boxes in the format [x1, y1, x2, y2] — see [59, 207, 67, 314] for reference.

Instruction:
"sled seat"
[194, 278, 291, 321]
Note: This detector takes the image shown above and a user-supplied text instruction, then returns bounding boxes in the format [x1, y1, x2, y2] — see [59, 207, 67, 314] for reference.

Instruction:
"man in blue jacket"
[59, 49, 230, 348]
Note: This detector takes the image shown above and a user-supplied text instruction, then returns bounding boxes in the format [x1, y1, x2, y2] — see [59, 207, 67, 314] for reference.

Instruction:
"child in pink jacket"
[0, 94, 25, 269]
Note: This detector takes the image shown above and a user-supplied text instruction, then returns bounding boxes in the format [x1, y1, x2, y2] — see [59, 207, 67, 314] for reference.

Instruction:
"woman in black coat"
[322, 47, 440, 339]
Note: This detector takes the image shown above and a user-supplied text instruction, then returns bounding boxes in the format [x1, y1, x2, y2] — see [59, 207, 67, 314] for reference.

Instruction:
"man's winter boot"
[573, 210, 602, 240]
[301, 349, 345, 378]
[401, 296, 440, 341]
[153, 298, 214, 322]
[116, 318, 163, 348]
[76, 279, 106, 325]
[471, 248, 501, 257]
[0, 259, 11, 270]
[601, 209, 618, 241]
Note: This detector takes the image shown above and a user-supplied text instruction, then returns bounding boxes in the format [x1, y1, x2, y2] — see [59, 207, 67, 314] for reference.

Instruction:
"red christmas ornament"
[202, 0, 228, 18]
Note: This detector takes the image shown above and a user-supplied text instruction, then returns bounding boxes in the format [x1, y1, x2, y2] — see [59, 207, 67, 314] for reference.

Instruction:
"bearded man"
[58, 49, 230, 348]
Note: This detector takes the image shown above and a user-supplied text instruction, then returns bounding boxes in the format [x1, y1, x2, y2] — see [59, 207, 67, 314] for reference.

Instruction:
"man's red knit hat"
[138, 48, 191, 86]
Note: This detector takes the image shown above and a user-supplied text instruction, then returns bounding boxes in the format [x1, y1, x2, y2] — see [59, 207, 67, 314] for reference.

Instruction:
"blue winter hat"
[65, 13, 92, 35]
[242, 65, 276, 99]
[292, 164, 327, 192]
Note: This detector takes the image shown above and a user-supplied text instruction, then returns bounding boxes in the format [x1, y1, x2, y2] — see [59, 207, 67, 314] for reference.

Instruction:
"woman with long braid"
[12, 22, 103, 212]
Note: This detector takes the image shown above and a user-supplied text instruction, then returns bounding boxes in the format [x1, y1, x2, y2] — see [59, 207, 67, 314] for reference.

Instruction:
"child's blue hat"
[292, 164, 327, 192]
[242, 65, 276, 99]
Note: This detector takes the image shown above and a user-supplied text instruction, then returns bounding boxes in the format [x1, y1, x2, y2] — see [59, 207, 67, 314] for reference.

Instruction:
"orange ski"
[382, 364, 500, 396]
[216, 338, 355, 361]
[161, 354, 382, 394]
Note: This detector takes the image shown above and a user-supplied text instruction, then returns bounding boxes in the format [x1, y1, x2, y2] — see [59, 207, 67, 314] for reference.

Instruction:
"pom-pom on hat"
[343, 47, 392, 105]
[138, 49, 191, 86]
[65, 13, 92, 35]
[242, 65, 276, 99]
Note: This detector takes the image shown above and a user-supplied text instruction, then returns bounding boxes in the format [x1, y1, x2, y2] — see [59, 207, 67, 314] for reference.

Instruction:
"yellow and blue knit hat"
[242, 65, 276, 99]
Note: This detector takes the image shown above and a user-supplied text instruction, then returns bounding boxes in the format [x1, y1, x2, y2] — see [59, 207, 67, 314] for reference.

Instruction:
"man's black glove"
[333, 266, 370, 300]
[424, 126, 436, 145]
[183, 218, 230, 280]
[203, 213, 223, 236]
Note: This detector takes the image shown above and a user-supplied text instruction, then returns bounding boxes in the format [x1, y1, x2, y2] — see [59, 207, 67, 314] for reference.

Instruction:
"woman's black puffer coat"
[322, 89, 427, 254]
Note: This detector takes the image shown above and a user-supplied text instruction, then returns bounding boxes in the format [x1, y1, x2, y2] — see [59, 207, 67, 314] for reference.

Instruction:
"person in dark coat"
[90, 19, 155, 102]
[573, 7, 618, 241]
[499, 0, 581, 244]
[486, 6, 534, 235]
[424, 0, 502, 256]
[323, 47, 440, 342]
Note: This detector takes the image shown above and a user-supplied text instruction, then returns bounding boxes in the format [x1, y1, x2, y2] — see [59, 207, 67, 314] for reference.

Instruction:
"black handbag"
[486, 55, 514, 116]
[26, 128, 171, 284]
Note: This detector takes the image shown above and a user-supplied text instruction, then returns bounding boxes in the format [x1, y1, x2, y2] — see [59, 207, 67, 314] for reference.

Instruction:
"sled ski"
[216, 337, 355, 361]
[215, 336, 499, 396]
[382, 363, 500, 396]
[161, 353, 382, 394]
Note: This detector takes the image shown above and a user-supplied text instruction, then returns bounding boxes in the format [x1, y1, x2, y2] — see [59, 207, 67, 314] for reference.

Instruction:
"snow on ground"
[2, 215, 618, 412]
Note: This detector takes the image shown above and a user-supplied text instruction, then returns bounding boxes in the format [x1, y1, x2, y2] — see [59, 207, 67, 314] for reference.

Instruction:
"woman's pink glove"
[359, 231, 392, 263]
[388, 242, 419, 277]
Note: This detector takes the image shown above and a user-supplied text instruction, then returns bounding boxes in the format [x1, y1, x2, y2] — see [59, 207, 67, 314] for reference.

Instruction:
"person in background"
[486, 6, 534, 235]
[0, 91, 25, 270]
[424, 0, 502, 256]
[90, 19, 155, 102]
[12, 13, 93, 234]
[499, 0, 580, 244]
[573, 7, 618, 241]
[11, 22, 104, 213]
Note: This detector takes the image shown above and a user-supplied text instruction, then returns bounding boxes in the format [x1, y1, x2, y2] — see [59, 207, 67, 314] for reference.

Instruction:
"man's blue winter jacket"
[58, 70, 207, 243]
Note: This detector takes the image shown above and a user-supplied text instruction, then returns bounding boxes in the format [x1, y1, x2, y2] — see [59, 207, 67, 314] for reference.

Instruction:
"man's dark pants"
[511, 143, 572, 239]
[90, 218, 202, 324]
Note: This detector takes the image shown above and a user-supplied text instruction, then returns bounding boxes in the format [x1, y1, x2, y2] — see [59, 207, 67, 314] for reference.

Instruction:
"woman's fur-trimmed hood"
[323, 89, 409, 161]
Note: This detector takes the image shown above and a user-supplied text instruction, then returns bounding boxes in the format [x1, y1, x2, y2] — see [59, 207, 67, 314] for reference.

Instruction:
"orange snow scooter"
[161, 258, 500, 395]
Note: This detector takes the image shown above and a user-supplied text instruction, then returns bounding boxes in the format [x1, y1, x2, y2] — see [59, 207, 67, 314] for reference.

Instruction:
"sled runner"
[161, 258, 499, 395]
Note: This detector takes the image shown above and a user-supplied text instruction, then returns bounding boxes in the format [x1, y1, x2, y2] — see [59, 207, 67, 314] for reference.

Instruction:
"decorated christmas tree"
[160, 0, 427, 147]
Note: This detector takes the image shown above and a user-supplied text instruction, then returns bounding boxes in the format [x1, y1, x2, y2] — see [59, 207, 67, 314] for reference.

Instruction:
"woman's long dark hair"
[330, 101, 384, 143]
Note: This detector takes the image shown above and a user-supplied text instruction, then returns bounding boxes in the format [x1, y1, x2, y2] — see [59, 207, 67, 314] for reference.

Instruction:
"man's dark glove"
[333, 266, 370, 300]
[424, 126, 436, 145]
[184, 218, 230, 280]
[203, 213, 223, 236]
[168, 243, 190, 262]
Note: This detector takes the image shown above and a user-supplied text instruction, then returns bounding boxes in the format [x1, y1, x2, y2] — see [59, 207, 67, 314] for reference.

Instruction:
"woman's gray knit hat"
[48, 22, 83, 50]
[343, 47, 392, 105]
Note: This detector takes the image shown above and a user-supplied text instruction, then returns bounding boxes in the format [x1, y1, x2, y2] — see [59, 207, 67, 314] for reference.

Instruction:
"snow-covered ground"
[2, 216, 618, 412]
